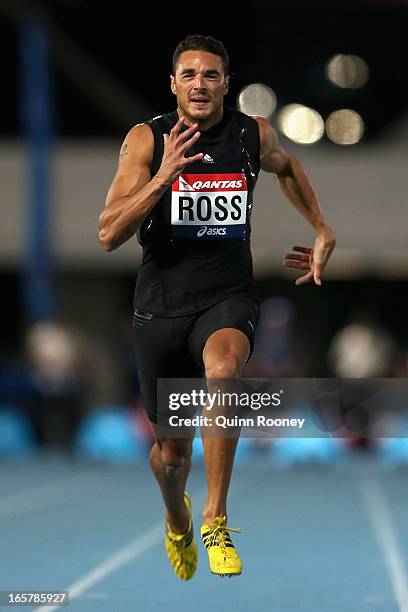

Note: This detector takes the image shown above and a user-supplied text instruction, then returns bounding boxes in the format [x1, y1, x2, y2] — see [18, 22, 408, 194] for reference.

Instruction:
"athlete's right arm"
[99, 117, 203, 252]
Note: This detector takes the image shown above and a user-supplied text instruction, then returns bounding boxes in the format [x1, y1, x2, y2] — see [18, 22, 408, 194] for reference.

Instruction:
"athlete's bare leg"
[201, 328, 250, 524]
[149, 430, 193, 534]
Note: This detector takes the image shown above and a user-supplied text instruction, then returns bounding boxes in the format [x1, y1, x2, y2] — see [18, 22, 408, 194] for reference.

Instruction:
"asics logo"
[196, 226, 227, 237]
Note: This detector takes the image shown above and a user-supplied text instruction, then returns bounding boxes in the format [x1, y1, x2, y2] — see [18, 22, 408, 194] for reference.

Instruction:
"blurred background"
[1, 3, 408, 610]
[1, 0, 408, 458]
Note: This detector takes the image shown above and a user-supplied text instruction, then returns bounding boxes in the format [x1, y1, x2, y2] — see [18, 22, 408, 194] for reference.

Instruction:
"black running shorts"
[131, 294, 260, 423]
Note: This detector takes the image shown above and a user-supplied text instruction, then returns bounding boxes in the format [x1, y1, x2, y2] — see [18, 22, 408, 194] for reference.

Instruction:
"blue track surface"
[1, 453, 407, 611]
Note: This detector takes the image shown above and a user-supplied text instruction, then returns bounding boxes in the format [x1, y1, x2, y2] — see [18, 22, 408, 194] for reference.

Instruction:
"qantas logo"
[178, 176, 195, 191]
[193, 179, 243, 189]
[178, 176, 244, 191]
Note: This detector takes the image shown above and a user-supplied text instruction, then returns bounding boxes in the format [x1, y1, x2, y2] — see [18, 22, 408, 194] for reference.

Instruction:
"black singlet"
[133, 106, 261, 316]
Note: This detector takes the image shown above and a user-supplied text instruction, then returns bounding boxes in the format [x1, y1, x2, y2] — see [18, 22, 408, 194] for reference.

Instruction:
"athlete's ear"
[224, 75, 230, 95]
[170, 74, 176, 96]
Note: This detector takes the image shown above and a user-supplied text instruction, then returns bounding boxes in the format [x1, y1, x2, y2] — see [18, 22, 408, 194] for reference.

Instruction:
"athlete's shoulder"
[252, 114, 274, 131]
[251, 115, 279, 152]
[146, 110, 178, 130]
[125, 122, 154, 140]
[119, 122, 154, 166]
[123, 112, 176, 155]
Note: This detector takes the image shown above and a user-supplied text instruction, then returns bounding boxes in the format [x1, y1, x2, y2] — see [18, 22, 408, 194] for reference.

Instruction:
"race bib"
[171, 173, 248, 238]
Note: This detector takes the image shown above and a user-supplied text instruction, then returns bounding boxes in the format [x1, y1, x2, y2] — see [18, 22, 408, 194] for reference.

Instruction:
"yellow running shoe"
[201, 516, 243, 577]
[165, 491, 197, 580]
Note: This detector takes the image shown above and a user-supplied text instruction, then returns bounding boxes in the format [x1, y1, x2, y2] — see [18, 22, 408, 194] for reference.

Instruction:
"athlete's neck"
[177, 106, 224, 132]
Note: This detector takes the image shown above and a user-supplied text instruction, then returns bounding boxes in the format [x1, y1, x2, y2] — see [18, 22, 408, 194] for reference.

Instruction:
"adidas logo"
[202, 153, 214, 163]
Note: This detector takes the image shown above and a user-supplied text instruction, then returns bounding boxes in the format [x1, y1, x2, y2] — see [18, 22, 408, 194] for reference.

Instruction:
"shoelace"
[207, 522, 243, 553]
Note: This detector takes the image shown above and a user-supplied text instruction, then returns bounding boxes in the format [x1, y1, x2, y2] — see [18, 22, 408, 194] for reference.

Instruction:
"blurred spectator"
[245, 296, 307, 377]
[328, 315, 398, 449]
[26, 321, 83, 392]
[25, 319, 122, 448]
[328, 320, 397, 378]
[25, 320, 85, 448]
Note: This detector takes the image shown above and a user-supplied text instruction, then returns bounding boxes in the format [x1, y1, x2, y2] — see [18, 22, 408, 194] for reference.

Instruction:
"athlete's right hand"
[156, 116, 203, 186]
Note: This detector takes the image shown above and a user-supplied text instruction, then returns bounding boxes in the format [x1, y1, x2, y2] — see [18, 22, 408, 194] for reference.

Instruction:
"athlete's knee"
[151, 438, 192, 476]
[205, 354, 242, 380]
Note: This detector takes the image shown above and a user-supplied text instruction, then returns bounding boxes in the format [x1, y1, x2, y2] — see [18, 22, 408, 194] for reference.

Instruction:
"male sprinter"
[99, 35, 335, 579]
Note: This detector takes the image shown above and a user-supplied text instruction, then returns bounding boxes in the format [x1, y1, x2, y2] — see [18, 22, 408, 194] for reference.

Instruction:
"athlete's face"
[171, 50, 229, 123]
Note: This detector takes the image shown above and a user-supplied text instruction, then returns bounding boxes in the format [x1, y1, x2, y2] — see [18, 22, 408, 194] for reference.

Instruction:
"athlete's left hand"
[283, 232, 335, 286]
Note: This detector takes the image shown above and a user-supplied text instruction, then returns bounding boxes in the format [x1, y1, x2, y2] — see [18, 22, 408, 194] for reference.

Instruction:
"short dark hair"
[172, 34, 229, 76]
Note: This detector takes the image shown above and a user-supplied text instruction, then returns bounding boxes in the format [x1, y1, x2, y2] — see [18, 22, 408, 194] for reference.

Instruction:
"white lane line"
[0, 471, 94, 519]
[37, 522, 166, 612]
[361, 476, 408, 612]
[34, 486, 209, 612]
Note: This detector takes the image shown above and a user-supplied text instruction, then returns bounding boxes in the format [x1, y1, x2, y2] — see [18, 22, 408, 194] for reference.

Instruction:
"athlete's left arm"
[255, 116, 336, 286]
